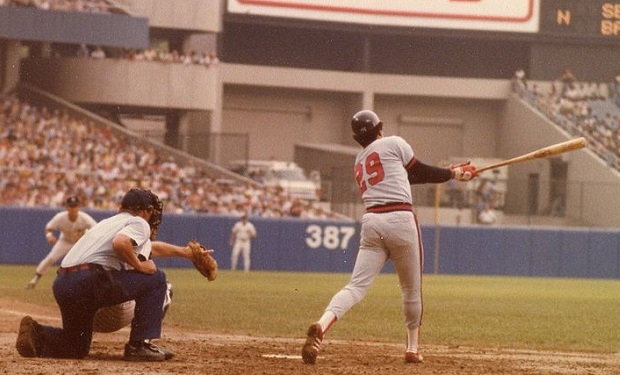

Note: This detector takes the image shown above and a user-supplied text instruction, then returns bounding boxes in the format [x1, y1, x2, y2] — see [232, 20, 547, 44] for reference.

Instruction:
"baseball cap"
[120, 188, 155, 210]
[65, 196, 80, 207]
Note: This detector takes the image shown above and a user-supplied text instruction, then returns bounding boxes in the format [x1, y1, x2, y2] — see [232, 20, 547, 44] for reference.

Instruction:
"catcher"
[15, 188, 218, 362]
[92, 241, 217, 333]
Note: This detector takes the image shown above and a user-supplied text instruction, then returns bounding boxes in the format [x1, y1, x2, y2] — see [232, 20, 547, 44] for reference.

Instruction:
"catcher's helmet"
[351, 110, 382, 146]
[121, 188, 156, 211]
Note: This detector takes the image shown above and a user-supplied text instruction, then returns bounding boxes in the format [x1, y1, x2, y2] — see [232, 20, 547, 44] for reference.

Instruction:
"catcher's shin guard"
[163, 282, 173, 316]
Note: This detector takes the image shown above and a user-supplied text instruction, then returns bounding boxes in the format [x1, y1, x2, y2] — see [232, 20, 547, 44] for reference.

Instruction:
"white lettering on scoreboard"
[601, 3, 620, 36]
[228, 0, 540, 33]
[305, 224, 356, 250]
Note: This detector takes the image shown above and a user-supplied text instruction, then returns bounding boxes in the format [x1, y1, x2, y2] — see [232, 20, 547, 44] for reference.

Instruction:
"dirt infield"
[1, 300, 618, 375]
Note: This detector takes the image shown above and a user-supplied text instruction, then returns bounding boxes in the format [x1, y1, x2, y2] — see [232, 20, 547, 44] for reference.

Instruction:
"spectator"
[445, 178, 465, 209]
[0, 95, 337, 219]
[76, 44, 90, 58]
[512, 68, 526, 91]
[513, 71, 620, 172]
[477, 202, 497, 225]
[90, 46, 106, 59]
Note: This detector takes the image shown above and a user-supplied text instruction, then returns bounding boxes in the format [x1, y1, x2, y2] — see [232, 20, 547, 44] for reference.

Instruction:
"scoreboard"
[540, 0, 620, 37]
[229, 1, 620, 42]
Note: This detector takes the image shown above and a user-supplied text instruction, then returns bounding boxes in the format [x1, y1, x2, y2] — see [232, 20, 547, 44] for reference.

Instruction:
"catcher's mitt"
[188, 241, 218, 281]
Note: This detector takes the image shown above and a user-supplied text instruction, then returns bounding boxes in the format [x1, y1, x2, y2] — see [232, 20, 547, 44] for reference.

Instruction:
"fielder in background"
[26, 195, 97, 289]
[301, 110, 478, 365]
[229, 213, 257, 272]
[15, 188, 214, 361]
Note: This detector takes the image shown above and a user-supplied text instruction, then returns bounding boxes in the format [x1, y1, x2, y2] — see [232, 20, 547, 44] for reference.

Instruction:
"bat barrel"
[477, 137, 587, 173]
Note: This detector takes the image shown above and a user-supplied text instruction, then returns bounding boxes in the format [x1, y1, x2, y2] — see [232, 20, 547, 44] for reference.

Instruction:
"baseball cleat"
[15, 316, 43, 357]
[405, 351, 424, 364]
[146, 339, 175, 360]
[123, 340, 166, 362]
[160, 346, 175, 360]
[301, 323, 324, 364]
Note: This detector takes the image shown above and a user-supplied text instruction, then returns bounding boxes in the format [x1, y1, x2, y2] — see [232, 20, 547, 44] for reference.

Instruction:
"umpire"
[16, 188, 197, 361]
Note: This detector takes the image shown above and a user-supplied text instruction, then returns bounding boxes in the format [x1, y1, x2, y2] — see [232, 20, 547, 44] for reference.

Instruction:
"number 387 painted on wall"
[305, 224, 356, 250]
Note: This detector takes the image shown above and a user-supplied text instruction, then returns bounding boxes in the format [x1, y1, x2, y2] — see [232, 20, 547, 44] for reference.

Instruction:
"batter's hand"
[450, 161, 478, 181]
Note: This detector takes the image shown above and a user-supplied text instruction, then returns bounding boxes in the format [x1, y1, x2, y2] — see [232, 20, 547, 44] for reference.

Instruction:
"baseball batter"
[229, 213, 257, 272]
[301, 110, 478, 365]
[26, 196, 97, 289]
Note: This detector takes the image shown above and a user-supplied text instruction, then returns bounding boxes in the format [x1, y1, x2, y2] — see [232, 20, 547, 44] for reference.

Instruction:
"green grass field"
[3, 265, 620, 353]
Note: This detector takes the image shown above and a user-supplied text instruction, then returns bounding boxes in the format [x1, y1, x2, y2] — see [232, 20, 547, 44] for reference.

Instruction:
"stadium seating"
[0, 94, 335, 219]
[513, 73, 620, 171]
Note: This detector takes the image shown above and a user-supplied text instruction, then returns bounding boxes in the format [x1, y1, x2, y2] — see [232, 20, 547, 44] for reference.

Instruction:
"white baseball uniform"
[230, 219, 257, 272]
[324, 135, 423, 349]
[35, 210, 97, 275]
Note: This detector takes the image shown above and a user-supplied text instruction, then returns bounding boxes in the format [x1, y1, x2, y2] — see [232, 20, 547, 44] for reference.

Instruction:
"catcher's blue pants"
[35, 265, 167, 359]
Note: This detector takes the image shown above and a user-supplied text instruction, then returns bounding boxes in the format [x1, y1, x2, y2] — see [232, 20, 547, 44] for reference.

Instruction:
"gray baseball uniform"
[302, 110, 476, 365]
[325, 135, 423, 331]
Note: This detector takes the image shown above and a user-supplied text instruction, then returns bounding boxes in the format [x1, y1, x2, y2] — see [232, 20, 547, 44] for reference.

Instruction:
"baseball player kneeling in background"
[15, 188, 214, 361]
[301, 110, 478, 365]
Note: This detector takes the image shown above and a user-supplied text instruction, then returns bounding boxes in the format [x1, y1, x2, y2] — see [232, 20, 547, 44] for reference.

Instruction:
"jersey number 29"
[354, 151, 385, 194]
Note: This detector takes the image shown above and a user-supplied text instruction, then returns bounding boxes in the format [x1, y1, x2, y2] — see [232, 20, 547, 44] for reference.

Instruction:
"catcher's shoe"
[405, 351, 424, 364]
[123, 340, 166, 362]
[146, 339, 175, 360]
[301, 323, 324, 364]
[15, 316, 43, 357]
[161, 346, 175, 360]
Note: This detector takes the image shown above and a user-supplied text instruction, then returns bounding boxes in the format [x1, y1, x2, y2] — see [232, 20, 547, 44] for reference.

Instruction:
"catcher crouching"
[93, 241, 217, 333]
[15, 188, 218, 361]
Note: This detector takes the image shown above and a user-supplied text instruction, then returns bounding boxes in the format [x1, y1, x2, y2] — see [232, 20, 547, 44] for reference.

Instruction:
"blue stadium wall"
[1, 208, 619, 279]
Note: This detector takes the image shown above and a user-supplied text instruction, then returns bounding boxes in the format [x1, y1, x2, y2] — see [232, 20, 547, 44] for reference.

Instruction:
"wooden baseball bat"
[477, 137, 587, 173]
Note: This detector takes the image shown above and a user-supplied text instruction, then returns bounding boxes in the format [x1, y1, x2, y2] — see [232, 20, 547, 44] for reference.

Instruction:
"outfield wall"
[1, 208, 619, 279]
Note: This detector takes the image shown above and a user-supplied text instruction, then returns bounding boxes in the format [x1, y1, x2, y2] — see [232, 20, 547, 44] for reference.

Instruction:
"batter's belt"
[366, 202, 413, 213]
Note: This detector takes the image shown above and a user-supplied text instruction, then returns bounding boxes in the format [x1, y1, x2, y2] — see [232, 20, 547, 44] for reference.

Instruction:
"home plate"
[261, 354, 301, 359]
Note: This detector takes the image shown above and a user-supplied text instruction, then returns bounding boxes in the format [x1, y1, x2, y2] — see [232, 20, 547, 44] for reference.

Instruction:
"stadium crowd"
[122, 49, 219, 67]
[1, 0, 221, 68]
[77, 45, 220, 68]
[0, 95, 334, 219]
[0, 0, 112, 13]
[512, 69, 620, 170]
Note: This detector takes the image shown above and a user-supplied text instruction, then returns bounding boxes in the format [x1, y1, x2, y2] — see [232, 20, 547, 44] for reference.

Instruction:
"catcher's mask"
[121, 188, 164, 240]
[351, 110, 383, 147]
[121, 188, 156, 211]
